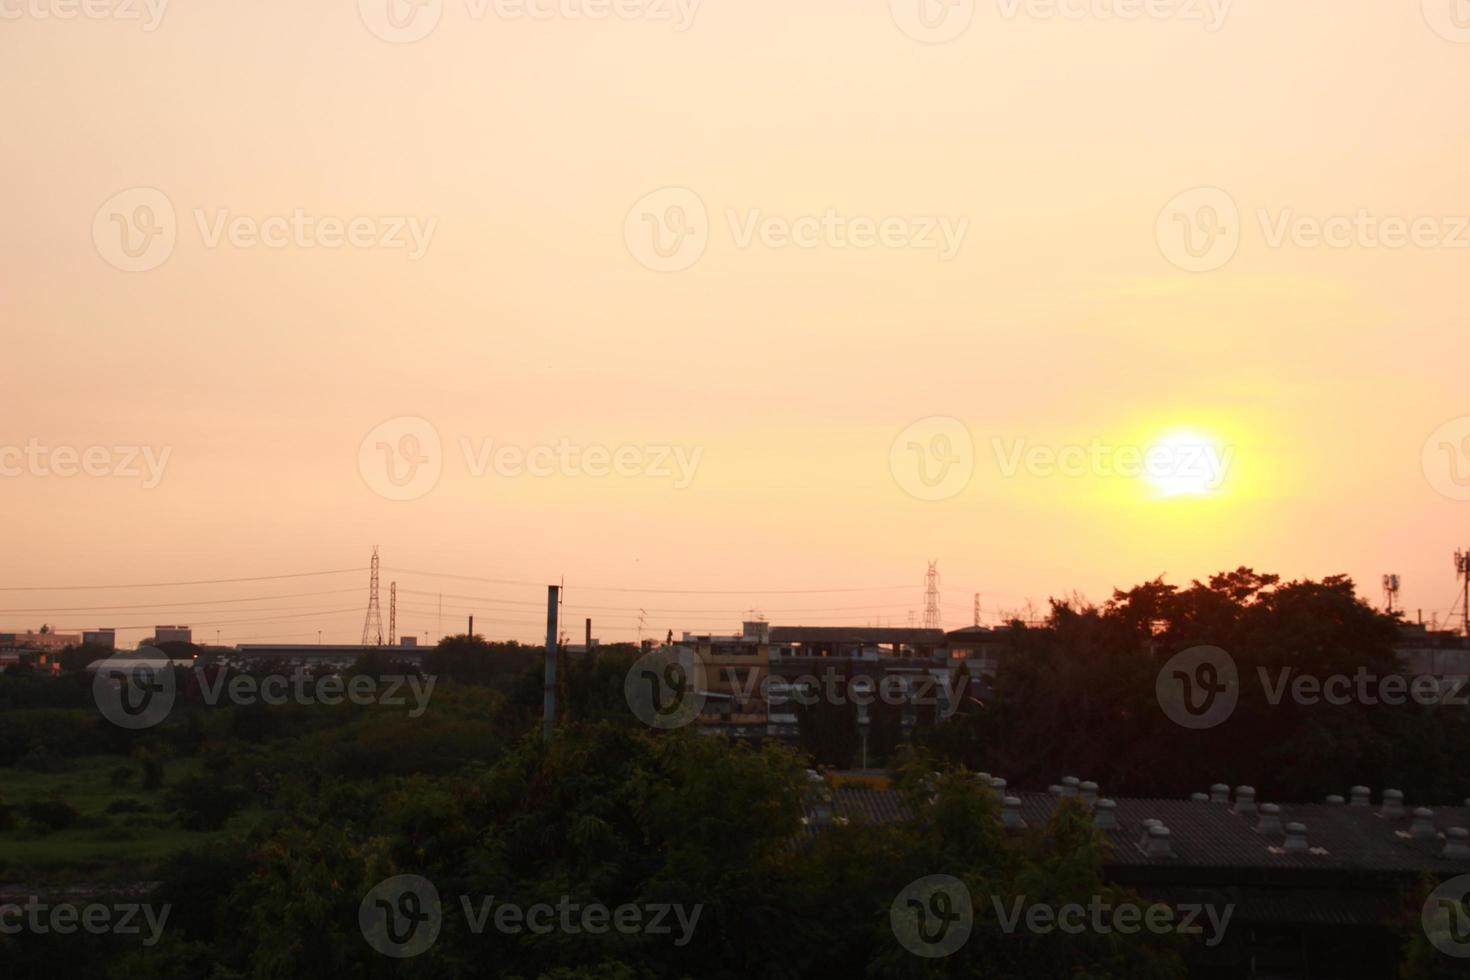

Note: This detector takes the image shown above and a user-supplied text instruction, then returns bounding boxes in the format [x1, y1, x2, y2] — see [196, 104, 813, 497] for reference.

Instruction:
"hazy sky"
[4, 1, 1470, 645]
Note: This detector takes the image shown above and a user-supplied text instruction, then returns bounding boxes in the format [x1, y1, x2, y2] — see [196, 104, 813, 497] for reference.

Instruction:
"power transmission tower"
[923, 561, 942, 629]
[388, 581, 397, 646]
[361, 546, 384, 646]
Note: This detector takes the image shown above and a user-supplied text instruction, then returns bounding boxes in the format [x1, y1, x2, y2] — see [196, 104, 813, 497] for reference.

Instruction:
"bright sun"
[1144, 432, 1228, 498]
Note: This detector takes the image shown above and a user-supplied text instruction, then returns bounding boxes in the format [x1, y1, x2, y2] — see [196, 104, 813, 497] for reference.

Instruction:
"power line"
[386, 567, 917, 595]
[0, 568, 363, 592]
[0, 588, 363, 613]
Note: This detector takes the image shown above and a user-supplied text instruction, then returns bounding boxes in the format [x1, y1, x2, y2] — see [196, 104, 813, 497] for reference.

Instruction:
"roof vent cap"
[1190, 792, 1210, 803]
[1144, 824, 1175, 859]
[1061, 776, 1080, 798]
[1350, 786, 1371, 807]
[1002, 796, 1027, 833]
[1325, 795, 1345, 805]
[1283, 822, 1310, 854]
[1233, 786, 1257, 817]
[1443, 827, 1470, 860]
[1080, 781, 1099, 805]
[1094, 799, 1119, 830]
[1210, 783, 1230, 803]
[1411, 808, 1438, 840]
[1380, 789, 1406, 819]
[1257, 803, 1285, 835]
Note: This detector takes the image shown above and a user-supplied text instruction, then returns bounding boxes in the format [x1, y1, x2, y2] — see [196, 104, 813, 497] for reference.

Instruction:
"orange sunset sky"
[3, 1, 1470, 645]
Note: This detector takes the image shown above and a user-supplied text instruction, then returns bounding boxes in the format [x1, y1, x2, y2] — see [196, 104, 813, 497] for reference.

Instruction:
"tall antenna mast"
[1381, 574, 1400, 616]
[361, 545, 384, 646]
[973, 592, 981, 627]
[923, 561, 942, 629]
[1456, 551, 1470, 637]
[388, 581, 397, 646]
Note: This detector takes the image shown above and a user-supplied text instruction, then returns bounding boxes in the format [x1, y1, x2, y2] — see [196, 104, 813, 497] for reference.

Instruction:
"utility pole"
[585, 617, 592, 651]
[973, 593, 981, 627]
[544, 585, 560, 741]
[468, 615, 474, 638]
[1456, 551, 1470, 637]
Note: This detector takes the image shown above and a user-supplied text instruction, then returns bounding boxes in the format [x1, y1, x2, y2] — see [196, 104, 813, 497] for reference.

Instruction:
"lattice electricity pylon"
[923, 561, 942, 630]
[361, 546, 384, 646]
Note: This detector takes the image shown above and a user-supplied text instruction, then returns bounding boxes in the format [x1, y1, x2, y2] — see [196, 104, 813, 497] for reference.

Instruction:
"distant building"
[0, 630, 80, 652]
[82, 628, 117, 649]
[154, 625, 193, 645]
[680, 621, 771, 738]
[1395, 623, 1470, 678]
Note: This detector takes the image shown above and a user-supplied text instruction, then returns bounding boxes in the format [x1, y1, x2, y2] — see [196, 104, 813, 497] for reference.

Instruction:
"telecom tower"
[388, 581, 397, 646]
[923, 561, 942, 630]
[1381, 574, 1400, 615]
[1456, 551, 1470, 637]
[361, 546, 384, 646]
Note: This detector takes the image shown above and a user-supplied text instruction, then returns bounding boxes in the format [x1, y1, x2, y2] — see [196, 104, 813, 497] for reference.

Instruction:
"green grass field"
[0, 755, 256, 881]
